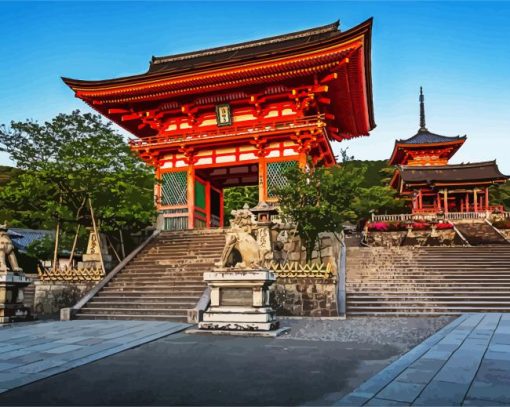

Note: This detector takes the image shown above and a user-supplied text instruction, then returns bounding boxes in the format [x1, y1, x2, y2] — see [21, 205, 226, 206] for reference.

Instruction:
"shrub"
[436, 222, 453, 230]
[493, 220, 510, 229]
[368, 221, 389, 231]
[412, 221, 431, 230]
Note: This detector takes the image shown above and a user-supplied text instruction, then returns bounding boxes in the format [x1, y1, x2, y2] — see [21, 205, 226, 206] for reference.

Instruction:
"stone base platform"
[187, 326, 290, 337]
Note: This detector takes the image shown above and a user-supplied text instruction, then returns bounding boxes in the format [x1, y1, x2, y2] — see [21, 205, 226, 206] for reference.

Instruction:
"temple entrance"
[159, 160, 299, 230]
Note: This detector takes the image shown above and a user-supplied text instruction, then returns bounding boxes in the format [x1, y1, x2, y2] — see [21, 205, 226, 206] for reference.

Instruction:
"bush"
[493, 220, 510, 229]
[412, 221, 431, 230]
[436, 222, 453, 230]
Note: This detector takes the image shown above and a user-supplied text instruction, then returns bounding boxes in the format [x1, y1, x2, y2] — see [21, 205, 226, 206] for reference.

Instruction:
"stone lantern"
[250, 201, 278, 225]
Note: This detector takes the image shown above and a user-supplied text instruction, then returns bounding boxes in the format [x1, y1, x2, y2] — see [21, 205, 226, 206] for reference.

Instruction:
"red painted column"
[187, 165, 195, 229]
[465, 193, 469, 212]
[485, 187, 490, 210]
[206, 181, 211, 228]
[474, 189, 478, 212]
[258, 157, 267, 202]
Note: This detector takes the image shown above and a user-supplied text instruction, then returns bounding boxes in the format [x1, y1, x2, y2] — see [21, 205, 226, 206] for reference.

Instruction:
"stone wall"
[273, 228, 341, 270]
[34, 281, 96, 317]
[270, 277, 338, 317]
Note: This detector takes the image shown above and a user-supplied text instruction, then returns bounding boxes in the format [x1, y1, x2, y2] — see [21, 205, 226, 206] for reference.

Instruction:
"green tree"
[223, 186, 258, 225]
[276, 163, 364, 261]
[352, 185, 405, 218]
[276, 162, 403, 261]
[490, 183, 510, 210]
[0, 111, 155, 252]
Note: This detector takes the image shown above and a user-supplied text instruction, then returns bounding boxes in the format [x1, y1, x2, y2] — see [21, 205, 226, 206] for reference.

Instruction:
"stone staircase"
[454, 221, 508, 245]
[346, 246, 510, 316]
[75, 229, 225, 322]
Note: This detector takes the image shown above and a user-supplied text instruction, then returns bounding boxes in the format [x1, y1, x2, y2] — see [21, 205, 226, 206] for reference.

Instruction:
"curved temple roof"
[393, 161, 508, 188]
[62, 19, 375, 141]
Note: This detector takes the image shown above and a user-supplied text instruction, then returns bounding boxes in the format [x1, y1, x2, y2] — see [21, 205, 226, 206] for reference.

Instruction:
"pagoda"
[63, 20, 375, 230]
[389, 88, 507, 214]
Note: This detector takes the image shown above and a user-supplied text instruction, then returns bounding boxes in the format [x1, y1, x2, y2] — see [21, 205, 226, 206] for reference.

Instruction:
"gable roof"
[397, 161, 508, 186]
[149, 21, 341, 74]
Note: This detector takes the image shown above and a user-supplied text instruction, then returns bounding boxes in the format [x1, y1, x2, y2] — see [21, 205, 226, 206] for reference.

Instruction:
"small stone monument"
[80, 229, 112, 270]
[0, 224, 31, 323]
[198, 205, 281, 332]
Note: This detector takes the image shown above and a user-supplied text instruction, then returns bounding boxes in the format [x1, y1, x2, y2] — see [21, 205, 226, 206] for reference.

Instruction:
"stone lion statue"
[216, 205, 263, 269]
[0, 224, 22, 273]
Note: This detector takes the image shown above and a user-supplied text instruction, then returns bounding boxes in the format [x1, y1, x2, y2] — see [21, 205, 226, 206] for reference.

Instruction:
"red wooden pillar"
[465, 193, 469, 212]
[205, 181, 211, 228]
[418, 189, 423, 210]
[187, 165, 195, 229]
[258, 156, 267, 202]
[443, 189, 449, 215]
[485, 187, 490, 210]
[437, 192, 442, 211]
[474, 189, 478, 212]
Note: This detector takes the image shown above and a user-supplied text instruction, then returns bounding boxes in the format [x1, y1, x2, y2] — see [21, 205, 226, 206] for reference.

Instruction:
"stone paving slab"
[336, 313, 510, 406]
[0, 320, 188, 393]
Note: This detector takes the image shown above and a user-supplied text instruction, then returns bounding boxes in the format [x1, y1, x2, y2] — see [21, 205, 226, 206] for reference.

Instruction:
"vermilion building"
[63, 20, 375, 229]
[390, 89, 508, 214]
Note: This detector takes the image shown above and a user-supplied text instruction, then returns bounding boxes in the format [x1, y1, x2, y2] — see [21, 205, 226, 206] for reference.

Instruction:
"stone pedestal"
[199, 269, 278, 331]
[0, 272, 32, 323]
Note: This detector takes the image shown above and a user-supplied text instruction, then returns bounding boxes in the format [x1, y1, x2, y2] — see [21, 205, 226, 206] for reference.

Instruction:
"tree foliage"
[0, 111, 155, 237]
[223, 186, 258, 225]
[490, 183, 510, 210]
[276, 162, 402, 261]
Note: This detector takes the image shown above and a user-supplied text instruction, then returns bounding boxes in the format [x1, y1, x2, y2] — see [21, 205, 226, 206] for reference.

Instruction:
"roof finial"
[419, 86, 426, 130]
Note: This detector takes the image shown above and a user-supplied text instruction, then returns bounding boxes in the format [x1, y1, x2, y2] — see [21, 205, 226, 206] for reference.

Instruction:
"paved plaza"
[0, 315, 508, 405]
[338, 313, 510, 406]
[0, 317, 450, 405]
[0, 320, 188, 393]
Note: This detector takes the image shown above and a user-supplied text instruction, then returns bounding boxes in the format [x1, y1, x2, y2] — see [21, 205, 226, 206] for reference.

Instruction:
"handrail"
[485, 218, 510, 243]
[61, 229, 161, 320]
[129, 115, 325, 149]
[337, 231, 346, 317]
[448, 221, 470, 246]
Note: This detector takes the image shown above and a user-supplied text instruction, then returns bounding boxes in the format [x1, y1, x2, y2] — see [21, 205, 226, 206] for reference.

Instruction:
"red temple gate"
[64, 20, 375, 229]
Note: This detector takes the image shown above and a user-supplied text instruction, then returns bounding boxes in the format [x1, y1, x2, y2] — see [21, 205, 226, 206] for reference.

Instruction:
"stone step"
[105, 282, 205, 288]
[74, 314, 188, 322]
[79, 307, 188, 316]
[85, 301, 194, 309]
[94, 294, 198, 301]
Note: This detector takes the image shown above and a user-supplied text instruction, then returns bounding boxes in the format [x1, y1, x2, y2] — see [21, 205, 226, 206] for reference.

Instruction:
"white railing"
[446, 211, 489, 220]
[371, 214, 413, 222]
[372, 211, 503, 222]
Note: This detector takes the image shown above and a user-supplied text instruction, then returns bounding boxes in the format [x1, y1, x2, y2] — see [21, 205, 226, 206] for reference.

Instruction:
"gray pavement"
[0, 316, 453, 406]
[338, 313, 510, 406]
[0, 320, 189, 393]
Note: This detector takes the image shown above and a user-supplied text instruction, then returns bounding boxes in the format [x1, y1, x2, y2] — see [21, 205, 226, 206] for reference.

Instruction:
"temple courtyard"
[0, 315, 507, 405]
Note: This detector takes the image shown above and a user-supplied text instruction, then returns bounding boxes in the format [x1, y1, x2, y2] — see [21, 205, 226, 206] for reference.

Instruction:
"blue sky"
[1, 1, 509, 172]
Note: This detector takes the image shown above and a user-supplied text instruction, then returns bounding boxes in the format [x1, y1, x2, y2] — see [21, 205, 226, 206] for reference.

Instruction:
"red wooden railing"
[128, 115, 325, 150]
